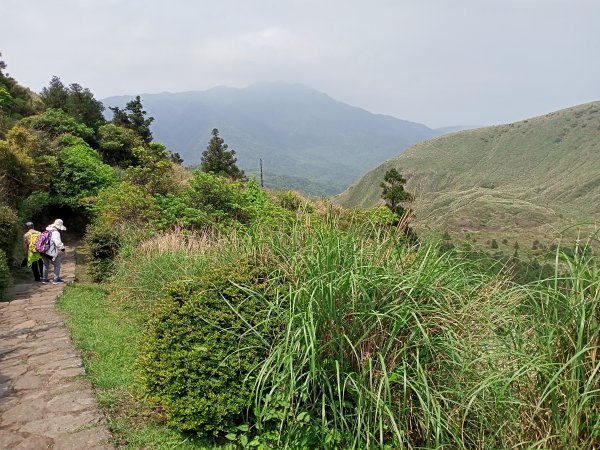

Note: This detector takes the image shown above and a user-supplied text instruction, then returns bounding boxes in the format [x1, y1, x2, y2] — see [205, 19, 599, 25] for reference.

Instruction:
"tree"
[200, 128, 244, 180]
[110, 95, 154, 144]
[97, 123, 143, 168]
[380, 168, 413, 216]
[0, 53, 42, 136]
[40, 76, 105, 131]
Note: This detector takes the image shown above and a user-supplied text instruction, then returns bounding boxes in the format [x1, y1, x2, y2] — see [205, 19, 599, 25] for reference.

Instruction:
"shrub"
[137, 259, 282, 436]
[54, 137, 116, 210]
[185, 171, 250, 224]
[85, 225, 121, 282]
[0, 204, 18, 263]
[94, 182, 159, 230]
[153, 194, 211, 230]
[0, 249, 9, 299]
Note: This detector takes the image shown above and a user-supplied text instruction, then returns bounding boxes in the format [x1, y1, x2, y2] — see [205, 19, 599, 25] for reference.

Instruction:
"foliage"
[522, 243, 600, 448]
[184, 171, 250, 225]
[85, 224, 121, 282]
[40, 76, 105, 131]
[20, 108, 95, 144]
[137, 259, 281, 435]
[110, 95, 154, 144]
[57, 283, 209, 449]
[0, 53, 42, 137]
[93, 182, 159, 230]
[0, 137, 35, 204]
[17, 191, 51, 225]
[97, 123, 143, 168]
[125, 142, 176, 195]
[200, 128, 245, 180]
[53, 137, 116, 210]
[249, 224, 532, 448]
[153, 194, 210, 230]
[2, 125, 57, 193]
[380, 167, 413, 216]
[0, 249, 9, 300]
[274, 190, 310, 213]
[0, 204, 18, 263]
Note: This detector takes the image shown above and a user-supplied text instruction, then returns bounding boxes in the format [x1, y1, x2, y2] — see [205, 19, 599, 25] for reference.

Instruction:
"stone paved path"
[0, 248, 113, 449]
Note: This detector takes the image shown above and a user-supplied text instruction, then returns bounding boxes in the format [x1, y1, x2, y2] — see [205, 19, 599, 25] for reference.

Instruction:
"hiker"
[40, 219, 67, 284]
[22, 222, 43, 282]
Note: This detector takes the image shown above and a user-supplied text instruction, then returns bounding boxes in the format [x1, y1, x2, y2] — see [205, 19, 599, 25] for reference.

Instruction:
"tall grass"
[106, 220, 599, 448]
[523, 241, 600, 448]
[248, 223, 536, 448]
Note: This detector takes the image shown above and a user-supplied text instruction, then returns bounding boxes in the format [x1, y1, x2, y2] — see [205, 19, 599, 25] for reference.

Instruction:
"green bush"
[0, 249, 9, 299]
[54, 137, 116, 210]
[85, 225, 121, 282]
[137, 259, 282, 436]
[0, 204, 18, 263]
[94, 182, 159, 229]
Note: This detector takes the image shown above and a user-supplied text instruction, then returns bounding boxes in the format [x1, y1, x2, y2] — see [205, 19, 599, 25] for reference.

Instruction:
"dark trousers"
[31, 259, 43, 281]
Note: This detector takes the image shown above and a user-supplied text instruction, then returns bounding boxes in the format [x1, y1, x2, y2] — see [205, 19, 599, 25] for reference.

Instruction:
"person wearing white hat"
[41, 219, 67, 284]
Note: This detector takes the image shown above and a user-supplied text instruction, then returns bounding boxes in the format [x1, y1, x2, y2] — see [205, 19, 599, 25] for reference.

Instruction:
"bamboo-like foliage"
[249, 223, 536, 448]
[114, 220, 599, 448]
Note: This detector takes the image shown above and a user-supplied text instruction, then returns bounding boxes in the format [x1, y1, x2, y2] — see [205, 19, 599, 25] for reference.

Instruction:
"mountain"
[103, 83, 445, 195]
[334, 101, 600, 245]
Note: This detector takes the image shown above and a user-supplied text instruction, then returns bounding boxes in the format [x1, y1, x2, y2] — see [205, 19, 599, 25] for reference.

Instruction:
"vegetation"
[0, 205, 18, 263]
[3, 54, 599, 449]
[0, 249, 9, 299]
[380, 168, 413, 216]
[335, 101, 600, 250]
[200, 128, 245, 180]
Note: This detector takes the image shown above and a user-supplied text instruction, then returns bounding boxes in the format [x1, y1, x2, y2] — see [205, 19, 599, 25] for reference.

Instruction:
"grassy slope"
[334, 101, 600, 245]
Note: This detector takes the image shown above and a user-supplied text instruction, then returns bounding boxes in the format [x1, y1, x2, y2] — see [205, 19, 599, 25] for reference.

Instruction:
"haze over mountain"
[104, 83, 455, 194]
[335, 101, 600, 244]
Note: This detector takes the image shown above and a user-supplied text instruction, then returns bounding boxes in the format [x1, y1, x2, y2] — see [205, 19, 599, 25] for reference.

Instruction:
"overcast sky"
[1, 0, 599, 128]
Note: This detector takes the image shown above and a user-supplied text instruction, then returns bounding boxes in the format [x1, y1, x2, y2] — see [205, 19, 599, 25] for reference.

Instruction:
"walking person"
[40, 219, 67, 284]
[22, 222, 43, 282]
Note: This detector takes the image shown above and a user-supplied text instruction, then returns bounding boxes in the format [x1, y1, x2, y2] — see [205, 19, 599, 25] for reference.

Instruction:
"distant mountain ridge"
[335, 101, 600, 242]
[103, 82, 449, 194]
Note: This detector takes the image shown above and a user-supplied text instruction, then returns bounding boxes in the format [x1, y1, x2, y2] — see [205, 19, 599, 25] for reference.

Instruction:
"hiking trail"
[0, 247, 112, 449]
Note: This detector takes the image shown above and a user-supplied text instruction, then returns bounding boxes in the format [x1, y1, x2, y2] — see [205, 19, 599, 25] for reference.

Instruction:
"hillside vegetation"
[3, 56, 599, 448]
[336, 101, 600, 244]
[104, 83, 448, 194]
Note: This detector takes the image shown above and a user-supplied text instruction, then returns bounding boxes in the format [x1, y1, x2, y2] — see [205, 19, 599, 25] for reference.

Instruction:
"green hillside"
[335, 101, 600, 243]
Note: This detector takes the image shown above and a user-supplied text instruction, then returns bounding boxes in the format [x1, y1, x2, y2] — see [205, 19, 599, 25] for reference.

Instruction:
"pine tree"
[200, 128, 244, 180]
[380, 168, 413, 216]
[110, 95, 154, 144]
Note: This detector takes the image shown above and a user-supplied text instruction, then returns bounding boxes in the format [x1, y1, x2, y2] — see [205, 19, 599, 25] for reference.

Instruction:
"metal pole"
[260, 158, 264, 188]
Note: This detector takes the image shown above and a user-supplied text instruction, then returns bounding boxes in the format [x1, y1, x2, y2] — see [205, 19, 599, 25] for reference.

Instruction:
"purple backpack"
[34, 230, 52, 253]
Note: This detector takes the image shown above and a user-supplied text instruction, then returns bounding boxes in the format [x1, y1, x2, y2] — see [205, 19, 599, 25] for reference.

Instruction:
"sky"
[1, 0, 599, 128]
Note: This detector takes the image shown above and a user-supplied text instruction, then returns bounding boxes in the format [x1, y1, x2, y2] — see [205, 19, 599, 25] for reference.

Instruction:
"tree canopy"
[200, 128, 245, 180]
[40, 76, 105, 131]
[110, 95, 154, 144]
[380, 168, 413, 217]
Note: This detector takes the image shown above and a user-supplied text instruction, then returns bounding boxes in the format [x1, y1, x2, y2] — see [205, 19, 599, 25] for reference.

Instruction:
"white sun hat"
[52, 219, 67, 231]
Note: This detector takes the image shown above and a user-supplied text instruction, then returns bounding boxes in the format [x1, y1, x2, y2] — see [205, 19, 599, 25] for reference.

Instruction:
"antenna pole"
[260, 158, 264, 188]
